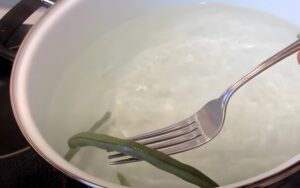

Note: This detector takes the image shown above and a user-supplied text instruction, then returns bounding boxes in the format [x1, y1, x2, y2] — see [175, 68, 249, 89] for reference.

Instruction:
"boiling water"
[47, 4, 300, 187]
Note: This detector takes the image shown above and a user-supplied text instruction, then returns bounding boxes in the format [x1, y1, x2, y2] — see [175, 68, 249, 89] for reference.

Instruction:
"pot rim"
[9, 0, 300, 187]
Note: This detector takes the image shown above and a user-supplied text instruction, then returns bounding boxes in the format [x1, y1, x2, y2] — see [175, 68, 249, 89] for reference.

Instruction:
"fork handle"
[221, 38, 300, 103]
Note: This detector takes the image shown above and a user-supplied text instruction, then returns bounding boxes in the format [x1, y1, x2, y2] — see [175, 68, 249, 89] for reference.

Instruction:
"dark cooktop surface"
[0, 149, 86, 188]
[0, 62, 28, 156]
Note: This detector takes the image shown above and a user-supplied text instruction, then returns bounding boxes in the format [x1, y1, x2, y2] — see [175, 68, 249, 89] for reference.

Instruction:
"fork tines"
[108, 119, 206, 165]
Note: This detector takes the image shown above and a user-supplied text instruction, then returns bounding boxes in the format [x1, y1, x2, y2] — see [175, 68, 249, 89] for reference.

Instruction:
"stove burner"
[0, 147, 87, 188]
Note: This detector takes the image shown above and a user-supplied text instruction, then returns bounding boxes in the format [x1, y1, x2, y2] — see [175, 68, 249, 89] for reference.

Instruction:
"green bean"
[116, 173, 131, 187]
[87, 112, 112, 132]
[68, 132, 219, 188]
[64, 112, 111, 161]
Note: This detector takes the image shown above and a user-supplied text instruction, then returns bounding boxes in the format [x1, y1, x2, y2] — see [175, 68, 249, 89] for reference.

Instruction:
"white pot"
[10, 0, 300, 187]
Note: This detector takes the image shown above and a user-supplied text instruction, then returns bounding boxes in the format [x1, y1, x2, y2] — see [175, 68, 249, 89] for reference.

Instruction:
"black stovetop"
[0, 149, 86, 188]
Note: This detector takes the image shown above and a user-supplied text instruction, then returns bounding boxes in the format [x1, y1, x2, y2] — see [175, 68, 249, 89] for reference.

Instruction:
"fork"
[109, 38, 300, 165]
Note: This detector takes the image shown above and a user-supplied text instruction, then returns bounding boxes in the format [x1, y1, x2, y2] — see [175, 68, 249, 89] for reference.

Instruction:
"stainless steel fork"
[109, 39, 300, 165]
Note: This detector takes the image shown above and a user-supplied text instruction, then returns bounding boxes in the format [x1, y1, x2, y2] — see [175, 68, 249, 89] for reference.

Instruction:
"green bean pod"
[68, 132, 218, 188]
[116, 173, 131, 187]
